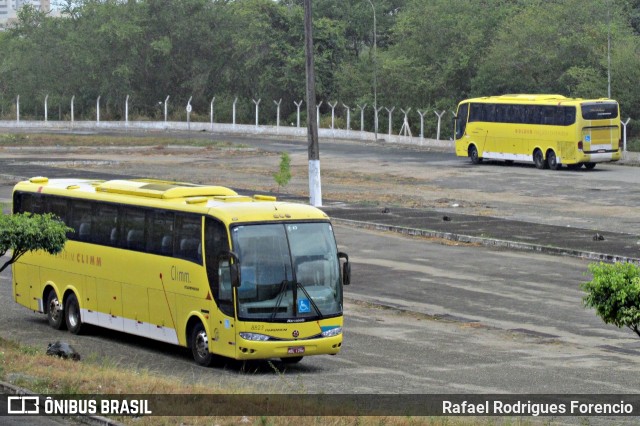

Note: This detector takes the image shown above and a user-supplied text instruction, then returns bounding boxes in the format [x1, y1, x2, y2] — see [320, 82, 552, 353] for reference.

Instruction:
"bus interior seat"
[296, 260, 329, 286]
[180, 238, 200, 260]
[127, 229, 144, 250]
[160, 235, 173, 254]
[78, 223, 91, 240]
[110, 227, 118, 245]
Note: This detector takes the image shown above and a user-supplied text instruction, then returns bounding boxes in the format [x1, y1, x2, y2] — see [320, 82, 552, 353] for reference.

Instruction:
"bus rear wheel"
[533, 149, 547, 169]
[65, 293, 83, 335]
[469, 145, 482, 164]
[584, 162, 597, 170]
[46, 290, 66, 330]
[547, 150, 561, 170]
[191, 322, 214, 367]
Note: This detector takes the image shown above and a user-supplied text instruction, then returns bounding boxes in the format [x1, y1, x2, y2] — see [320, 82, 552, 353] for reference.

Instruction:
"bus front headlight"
[321, 327, 342, 337]
[239, 332, 271, 341]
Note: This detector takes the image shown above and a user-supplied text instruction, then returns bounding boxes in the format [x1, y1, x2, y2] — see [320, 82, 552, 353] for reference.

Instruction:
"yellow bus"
[11, 177, 350, 366]
[454, 94, 622, 170]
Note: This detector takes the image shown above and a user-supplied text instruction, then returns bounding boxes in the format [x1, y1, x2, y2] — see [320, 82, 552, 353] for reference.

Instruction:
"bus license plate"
[287, 346, 305, 354]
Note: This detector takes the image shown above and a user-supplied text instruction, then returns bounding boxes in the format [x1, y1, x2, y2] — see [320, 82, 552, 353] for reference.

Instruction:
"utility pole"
[305, 0, 321, 207]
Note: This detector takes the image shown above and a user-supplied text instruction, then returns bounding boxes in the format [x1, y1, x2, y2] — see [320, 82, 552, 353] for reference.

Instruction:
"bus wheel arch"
[63, 291, 83, 334]
[44, 285, 66, 330]
[546, 149, 561, 170]
[468, 144, 482, 164]
[533, 148, 548, 169]
[186, 317, 214, 367]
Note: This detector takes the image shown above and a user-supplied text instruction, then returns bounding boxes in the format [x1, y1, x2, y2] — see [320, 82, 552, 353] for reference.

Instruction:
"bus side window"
[175, 214, 202, 263]
[69, 200, 93, 242]
[147, 210, 175, 256]
[93, 203, 119, 246]
[204, 218, 232, 315]
[121, 206, 146, 251]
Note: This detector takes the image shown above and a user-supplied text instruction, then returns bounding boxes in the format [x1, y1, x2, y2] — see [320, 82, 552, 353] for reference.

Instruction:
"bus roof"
[13, 177, 329, 224]
[461, 94, 616, 105]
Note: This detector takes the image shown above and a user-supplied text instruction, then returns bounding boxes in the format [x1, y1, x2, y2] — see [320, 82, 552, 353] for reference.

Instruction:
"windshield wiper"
[296, 281, 324, 319]
[271, 265, 290, 321]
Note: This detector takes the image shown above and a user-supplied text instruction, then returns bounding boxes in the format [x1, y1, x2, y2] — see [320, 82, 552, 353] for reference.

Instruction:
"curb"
[0, 381, 123, 426]
[332, 217, 640, 264]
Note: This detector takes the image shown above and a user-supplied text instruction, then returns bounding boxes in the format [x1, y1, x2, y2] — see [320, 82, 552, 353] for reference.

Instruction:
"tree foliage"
[0, 213, 73, 273]
[273, 151, 292, 192]
[1, 0, 640, 137]
[581, 262, 640, 338]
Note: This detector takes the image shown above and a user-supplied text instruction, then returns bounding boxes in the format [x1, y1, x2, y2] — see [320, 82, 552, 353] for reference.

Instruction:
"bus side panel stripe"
[81, 309, 179, 345]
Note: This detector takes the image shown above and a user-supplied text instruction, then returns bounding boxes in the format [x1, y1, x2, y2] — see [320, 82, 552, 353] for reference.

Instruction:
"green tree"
[0, 213, 72, 274]
[581, 262, 640, 338]
[273, 151, 292, 193]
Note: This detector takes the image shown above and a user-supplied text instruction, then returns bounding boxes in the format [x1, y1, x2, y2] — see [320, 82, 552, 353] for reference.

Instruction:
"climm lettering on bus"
[55, 251, 102, 267]
[171, 265, 191, 283]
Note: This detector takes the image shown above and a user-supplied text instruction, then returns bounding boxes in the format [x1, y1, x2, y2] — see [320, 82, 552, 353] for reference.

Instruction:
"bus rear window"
[581, 103, 618, 120]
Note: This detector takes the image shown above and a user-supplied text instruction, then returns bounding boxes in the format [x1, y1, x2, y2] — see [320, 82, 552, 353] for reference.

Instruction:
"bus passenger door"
[205, 218, 236, 358]
[454, 103, 470, 157]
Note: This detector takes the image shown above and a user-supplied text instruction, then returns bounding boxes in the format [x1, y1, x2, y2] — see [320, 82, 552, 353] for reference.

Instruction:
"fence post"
[186, 96, 192, 131]
[357, 104, 366, 133]
[125, 95, 129, 125]
[164, 95, 170, 126]
[232, 97, 238, 128]
[400, 108, 412, 137]
[343, 104, 351, 131]
[96, 96, 101, 123]
[328, 101, 337, 129]
[71, 95, 75, 124]
[44, 94, 48, 122]
[16, 95, 19, 123]
[294, 100, 303, 128]
[316, 101, 322, 128]
[434, 109, 446, 141]
[622, 118, 631, 152]
[417, 110, 427, 143]
[252, 98, 261, 127]
[375, 106, 383, 139]
[385, 106, 395, 136]
[274, 99, 282, 131]
[210, 96, 215, 130]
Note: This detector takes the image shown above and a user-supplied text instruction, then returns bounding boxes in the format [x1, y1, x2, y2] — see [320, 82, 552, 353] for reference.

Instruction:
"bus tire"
[469, 145, 482, 164]
[547, 150, 560, 170]
[46, 290, 66, 330]
[280, 356, 303, 364]
[533, 149, 547, 169]
[191, 322, 214, 367]
[584, 162, 596, 170]
[567, 163, 583, 170]
[64, 293, 83, 335]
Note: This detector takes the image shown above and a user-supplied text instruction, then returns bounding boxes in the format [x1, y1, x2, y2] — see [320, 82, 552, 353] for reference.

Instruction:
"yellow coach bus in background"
[454, 94, 621, 170]
[12, 177, 350, 366]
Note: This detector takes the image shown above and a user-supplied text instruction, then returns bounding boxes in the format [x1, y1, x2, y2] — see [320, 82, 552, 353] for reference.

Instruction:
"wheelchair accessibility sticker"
[298, 299, 311, 313]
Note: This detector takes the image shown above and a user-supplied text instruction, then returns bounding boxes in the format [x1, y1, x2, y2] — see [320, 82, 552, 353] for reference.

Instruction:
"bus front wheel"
[547, 150, 560, 170]
[191, 322, 214, 367]
[469, 145, 482, 164]
[533, 150, 547, 169]
[46, 290, 66, 330]
[65, 293, 83, 335]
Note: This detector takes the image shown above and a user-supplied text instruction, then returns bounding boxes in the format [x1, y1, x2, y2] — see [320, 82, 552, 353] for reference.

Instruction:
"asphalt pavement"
[322, 203, 640, 263]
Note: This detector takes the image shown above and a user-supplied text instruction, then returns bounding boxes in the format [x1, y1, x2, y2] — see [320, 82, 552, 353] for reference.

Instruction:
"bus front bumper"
[235, 334, 343, 360]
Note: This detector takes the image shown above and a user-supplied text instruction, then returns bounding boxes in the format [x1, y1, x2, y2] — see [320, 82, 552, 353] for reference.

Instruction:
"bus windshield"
[231, 222, 342, 321]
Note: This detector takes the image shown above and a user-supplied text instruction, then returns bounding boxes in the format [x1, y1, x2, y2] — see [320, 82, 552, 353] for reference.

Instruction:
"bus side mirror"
[338, 252, 351, 286]
[219, 250, 241, 288]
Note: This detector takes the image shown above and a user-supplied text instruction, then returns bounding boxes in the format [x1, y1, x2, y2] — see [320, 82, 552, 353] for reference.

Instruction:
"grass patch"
[0, 337, 516, 426]
[0, 132, 245, 149]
